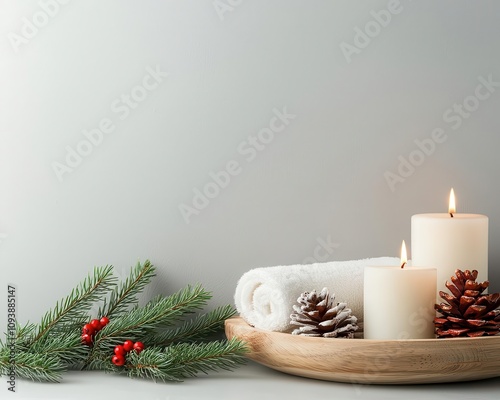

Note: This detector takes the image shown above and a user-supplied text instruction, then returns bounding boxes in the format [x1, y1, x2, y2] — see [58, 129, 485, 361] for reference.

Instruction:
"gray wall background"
[1, 0, 500, 327]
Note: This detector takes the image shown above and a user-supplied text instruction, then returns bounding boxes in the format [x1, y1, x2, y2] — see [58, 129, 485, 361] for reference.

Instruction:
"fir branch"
[83, 284, 212, 370]
[7, 350, 65, 382]
[30, 265, 116, 344]
[83, 354, 110, 372]
[29, 332, 87, 366]
[147, 305, 237, 346]
[15, 322, 36, 344]
[99, 260, 156, 319]
[123, 347, 181, 382]
[95, 284, 211, 346]
[0, 261, 248, 383]
[122, 339, 247, 381]
[163, 338, 248, 379]
[84, 347, 178, 381]
[0, 344, 8, 376]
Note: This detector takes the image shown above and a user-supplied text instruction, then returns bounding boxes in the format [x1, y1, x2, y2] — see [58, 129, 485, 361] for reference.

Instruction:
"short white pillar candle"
[364, 241, 437, 340]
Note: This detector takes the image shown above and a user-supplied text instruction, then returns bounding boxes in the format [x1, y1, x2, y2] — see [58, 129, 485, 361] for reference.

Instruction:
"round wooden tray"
[225, 317, 500, 385]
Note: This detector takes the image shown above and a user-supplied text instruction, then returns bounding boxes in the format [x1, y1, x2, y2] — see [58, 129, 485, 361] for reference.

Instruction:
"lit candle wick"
[449, 188, 456, 218]
[400, 240, 407, 269]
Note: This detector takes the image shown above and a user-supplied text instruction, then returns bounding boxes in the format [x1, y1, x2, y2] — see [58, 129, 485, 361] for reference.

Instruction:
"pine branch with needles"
[0, 260, 246, 383]
[27, 266, 116, 345]
[1, 348, 64, 383]
[146, 305, 237, 346]
[118, 338, 247, 382]
[98, 260, 156, 319]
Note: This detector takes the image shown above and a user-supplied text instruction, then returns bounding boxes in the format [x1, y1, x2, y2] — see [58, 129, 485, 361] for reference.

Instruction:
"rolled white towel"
[235, 257, 400, 332]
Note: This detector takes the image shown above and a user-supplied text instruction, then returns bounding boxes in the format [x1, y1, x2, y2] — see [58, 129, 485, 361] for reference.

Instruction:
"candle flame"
[449, 188, 456, 217]
[400, 240, 407, 269]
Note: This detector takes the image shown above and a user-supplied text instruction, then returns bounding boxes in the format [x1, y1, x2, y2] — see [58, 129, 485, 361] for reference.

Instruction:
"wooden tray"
[225, 317, 500, 385]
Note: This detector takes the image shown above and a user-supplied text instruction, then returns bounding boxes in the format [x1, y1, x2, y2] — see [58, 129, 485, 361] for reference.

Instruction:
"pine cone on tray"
[434, 269, 500, 338]
[290, 287, 358, 338]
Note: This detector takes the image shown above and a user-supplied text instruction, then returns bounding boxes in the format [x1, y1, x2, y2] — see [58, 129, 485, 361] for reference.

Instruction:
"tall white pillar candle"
[411, 189, 488, 294]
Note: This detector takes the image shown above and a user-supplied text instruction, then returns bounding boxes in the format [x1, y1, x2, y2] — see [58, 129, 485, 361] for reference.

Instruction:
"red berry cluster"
[81, 316, 110, 346]
[112, 340, 144, 366]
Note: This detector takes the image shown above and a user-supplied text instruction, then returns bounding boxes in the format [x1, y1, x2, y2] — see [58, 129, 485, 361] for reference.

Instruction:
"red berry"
[133, 342, 144, 353]
[114, 345, 125, 356]
[82, 324, 94, 335]
[100, 316, 110, 327]
[82, 334, 92, 346]
[90, 319, 102, 331]
[123, 340, 134, 352]
[112, 355, 125, 366]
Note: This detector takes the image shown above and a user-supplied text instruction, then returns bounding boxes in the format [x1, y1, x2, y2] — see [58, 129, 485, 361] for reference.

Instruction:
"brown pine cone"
[434, 269, 500, 338]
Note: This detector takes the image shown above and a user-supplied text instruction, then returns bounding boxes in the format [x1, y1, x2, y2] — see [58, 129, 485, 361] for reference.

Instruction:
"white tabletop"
[13, 360, 500, 400]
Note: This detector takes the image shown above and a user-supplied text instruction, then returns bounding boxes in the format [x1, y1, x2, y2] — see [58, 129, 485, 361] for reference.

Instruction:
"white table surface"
[13, 360, 500, 400]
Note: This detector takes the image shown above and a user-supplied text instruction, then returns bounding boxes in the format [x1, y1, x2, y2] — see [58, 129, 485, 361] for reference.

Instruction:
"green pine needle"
[99, 260, 156, 319]
[163, 338, 248, 379]
[30, 265, 116, 344]
[147, 305, 237, 346]
[7, 350, 65, 383]
[95, 284, 211, 346]
[0, 344, 9, 376]
[14, 322, 36, 344]
[123, 347, 180, 382]
[123, 338, 247, 382]
[82, 349, 114, 372]
[29, 332, 88, 367]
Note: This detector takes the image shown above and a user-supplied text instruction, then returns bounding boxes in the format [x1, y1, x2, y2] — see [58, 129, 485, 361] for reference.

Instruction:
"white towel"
[235, 257, 400, 332]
